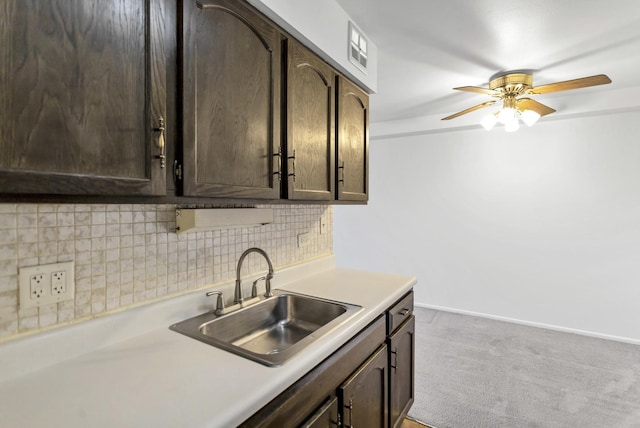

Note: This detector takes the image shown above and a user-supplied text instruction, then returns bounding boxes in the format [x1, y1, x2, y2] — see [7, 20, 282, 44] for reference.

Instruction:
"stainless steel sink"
[169, 290, 362, 366]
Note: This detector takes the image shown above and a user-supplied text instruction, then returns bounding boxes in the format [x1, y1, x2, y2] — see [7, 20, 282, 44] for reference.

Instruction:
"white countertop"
[0, 257, 415, 427]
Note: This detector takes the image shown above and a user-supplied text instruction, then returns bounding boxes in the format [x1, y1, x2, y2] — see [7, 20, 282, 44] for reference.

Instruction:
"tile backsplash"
[0, 203, 332, 342]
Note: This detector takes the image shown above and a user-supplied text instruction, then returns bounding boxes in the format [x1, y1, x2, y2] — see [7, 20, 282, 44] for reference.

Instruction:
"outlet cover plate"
[297, 233, 310, 248]
[19, 262, 75, 309]
[320, 216, 328, 235]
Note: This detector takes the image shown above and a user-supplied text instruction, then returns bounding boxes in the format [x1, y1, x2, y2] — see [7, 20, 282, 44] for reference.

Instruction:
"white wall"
[335, 111, 640, 343]
[247, 0, 377, 93]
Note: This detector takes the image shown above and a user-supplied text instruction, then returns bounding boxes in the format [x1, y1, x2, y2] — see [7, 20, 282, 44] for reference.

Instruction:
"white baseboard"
[415, 302, 640, 346]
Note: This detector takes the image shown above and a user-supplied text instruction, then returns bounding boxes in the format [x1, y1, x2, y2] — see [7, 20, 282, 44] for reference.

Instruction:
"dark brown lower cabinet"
[339, 345, 388, 428]
[241, 291, 414, 428]
[389, 316, 416, 428]
[301, 396, 340, 428]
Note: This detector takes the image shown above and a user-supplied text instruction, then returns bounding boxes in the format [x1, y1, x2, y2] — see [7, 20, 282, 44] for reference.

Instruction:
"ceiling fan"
[442, 72, 612, 131]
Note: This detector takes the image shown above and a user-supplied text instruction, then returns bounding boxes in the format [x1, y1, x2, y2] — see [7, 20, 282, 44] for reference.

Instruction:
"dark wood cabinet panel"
[240, 316, 386, 428]
[389, 316, 415, 428]
[181, 0, 281, 198]
[0, 0, 166, 195]
[285, 39, 335, 200]
[0, 0, 371, 204]
[336, 76, 369, 202]
[301, 396, 340, 428]
[340, 345, 389, 428]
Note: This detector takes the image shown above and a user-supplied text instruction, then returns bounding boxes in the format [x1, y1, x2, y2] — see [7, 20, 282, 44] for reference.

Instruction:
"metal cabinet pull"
[344, 398, 354, 428]
[390, 347, 398, 372]
[273, 147, 282, 180]
[338, 161, 345, 185]
[288, 149, 296, 182]
[154, 116, 166, 168]
[399, 308, 411, 316]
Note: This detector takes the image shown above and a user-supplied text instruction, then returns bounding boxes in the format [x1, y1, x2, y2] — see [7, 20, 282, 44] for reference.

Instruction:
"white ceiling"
[334, 0, 640, 133]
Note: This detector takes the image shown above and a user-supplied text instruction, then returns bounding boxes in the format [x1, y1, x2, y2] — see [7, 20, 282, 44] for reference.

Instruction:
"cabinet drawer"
[387, 291, 414, 335]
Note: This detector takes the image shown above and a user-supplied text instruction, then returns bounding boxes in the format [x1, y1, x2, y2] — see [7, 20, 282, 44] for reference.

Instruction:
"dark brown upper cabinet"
[284, 39, 335, 201]
[0, 0, 167, 195]
[181, 0, 281, 199]
[336, 76, 369, 202]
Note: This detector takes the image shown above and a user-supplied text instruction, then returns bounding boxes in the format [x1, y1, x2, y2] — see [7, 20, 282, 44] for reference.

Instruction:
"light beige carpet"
[409, 308, 640, 427]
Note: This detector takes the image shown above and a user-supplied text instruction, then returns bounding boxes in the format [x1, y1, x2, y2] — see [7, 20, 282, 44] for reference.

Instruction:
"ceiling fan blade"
[516, 98, 556, 116]
[529, 74, 611, 95]
[441, 100, 497, 120]
[453, 86, 501, 96]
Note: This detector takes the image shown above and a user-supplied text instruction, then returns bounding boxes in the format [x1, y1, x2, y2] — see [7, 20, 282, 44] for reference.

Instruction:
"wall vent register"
[348, 21, 368, 73]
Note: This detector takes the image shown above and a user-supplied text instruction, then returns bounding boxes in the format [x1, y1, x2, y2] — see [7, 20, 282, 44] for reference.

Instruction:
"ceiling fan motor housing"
[489, 73, 533, 95]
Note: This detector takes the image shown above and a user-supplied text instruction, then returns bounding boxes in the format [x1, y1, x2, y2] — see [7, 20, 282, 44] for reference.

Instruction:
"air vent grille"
[348, 21, 368, 73]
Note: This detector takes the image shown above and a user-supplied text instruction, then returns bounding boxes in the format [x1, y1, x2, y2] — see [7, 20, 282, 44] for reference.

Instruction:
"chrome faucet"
[234, 247, 275, 304]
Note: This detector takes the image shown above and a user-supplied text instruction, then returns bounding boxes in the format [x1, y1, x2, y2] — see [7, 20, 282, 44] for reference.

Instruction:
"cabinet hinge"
[173, 161, 183, 181]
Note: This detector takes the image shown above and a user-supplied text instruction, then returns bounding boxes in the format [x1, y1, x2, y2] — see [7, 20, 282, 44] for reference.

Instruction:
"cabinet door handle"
[390, 347, 398, 372]
[288, 149, 296, 182]
[154, 116, 166, 168]
[273, 147, 282, 180]
[344, 398, 354, 428]
[338, 161, 345, 184]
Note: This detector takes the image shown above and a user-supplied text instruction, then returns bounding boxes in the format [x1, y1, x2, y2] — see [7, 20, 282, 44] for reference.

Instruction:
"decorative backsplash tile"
[0, 203, 332, 341]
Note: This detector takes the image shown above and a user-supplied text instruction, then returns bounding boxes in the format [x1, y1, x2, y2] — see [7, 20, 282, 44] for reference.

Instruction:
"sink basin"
[169, 290, 362, 366]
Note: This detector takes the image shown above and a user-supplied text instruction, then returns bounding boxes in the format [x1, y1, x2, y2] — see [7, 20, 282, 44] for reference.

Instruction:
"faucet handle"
[206, 291, 225, 315]
[251, 277, 266, 298]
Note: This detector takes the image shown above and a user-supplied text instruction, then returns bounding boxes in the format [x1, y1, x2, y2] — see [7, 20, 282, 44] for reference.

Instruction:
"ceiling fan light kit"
[480, 113, 498, 131]
[520, 109, 541, 127]
[442, 72, 612, 132]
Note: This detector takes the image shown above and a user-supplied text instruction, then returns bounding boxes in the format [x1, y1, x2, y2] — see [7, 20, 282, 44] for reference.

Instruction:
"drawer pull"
[399, 308, 410, 316]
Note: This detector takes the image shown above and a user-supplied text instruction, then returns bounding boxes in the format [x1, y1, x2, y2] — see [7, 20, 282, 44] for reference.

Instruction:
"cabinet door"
[285, 39, 335, 200]
[336, 77, 369, 202]
[339, 345, 388, 428]
[301, 396, 340, 428]
[389, 316, 415, 428]
[0, 0, 166, 195]
[181, 0, 281, 198]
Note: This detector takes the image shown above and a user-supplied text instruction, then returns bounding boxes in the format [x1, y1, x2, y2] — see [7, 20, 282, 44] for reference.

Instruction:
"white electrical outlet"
[19, 262, 75, 309]
[30, 274, 45, 299]
[51, 271, 66, 295]
[297, 233, 310, 248]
